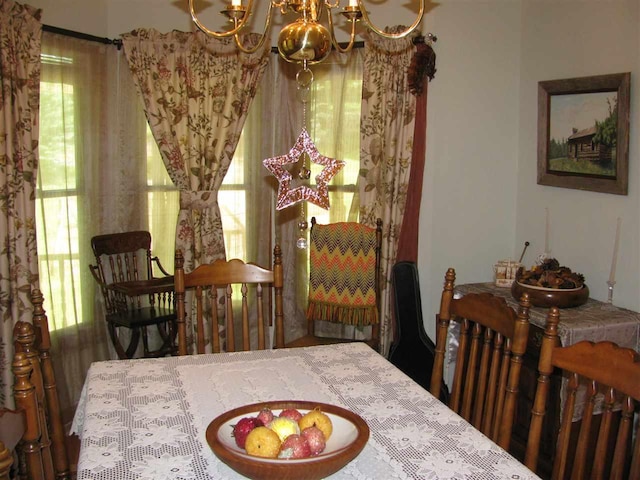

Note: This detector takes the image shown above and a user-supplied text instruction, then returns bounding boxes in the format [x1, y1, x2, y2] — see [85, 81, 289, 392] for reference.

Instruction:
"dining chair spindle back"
[431, 267, 531, 450]
[174, 245, 284, 355]
[89, 231, 177, 359]
[525, 306, 640, 479]
[7, 289, 73, 480]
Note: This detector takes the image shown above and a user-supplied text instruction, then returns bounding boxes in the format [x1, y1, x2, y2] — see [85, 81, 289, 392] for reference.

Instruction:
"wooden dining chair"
[0, 409, 25, 480]
[525, 307, 640, 479]
[431, 268, 531, 450]
[7, 289, 74, 480]
[90, 230, 177, 359]
[174, 245, 284, 355]
[285, 217, 383, 351]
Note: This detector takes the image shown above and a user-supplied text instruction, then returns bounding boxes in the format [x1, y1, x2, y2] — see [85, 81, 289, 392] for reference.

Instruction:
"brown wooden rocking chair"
[90, 231, 177, 359]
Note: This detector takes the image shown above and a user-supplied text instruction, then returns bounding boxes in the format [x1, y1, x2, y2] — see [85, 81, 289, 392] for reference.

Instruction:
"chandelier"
[189, 0, 425, 64]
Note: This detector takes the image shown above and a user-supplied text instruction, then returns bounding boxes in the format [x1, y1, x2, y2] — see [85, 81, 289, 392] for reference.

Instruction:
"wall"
[419, 1, 522, 337]
[421, 0, 640, 338]
[29, 0, 640, 340]
[514, 1, 640, 318]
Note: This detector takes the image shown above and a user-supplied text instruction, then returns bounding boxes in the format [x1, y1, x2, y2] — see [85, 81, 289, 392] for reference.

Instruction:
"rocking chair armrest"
[89, 264, 106, 286]
[151, 256, 171, 277]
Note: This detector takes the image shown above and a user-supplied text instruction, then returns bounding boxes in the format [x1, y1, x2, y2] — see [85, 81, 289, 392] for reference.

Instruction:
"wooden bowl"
[511, 281, 589, 308]
[206, 400, 369, 480]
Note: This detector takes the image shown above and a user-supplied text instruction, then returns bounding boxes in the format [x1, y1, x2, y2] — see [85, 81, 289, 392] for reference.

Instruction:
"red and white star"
[263, 129, 345, 210]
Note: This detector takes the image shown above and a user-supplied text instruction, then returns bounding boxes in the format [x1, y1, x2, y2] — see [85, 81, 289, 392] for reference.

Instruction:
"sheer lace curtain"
[36, 33, 166, 421]
[240, 51, 364, 344]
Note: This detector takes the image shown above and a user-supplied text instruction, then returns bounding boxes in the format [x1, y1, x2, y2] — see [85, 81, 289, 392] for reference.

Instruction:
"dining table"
[71, 342, 540, 479]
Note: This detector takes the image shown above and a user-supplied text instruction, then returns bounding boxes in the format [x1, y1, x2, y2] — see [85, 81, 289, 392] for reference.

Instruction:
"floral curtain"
[0, 0, 42, 409]
[121, 29, 271, 272]
[359, 28, 418, 356]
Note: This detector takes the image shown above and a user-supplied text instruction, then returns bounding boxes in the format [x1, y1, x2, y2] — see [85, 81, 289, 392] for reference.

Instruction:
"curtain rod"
[43, 24, 123, 48]
[42, 25, 429, 52]
[42, 24, 362, 53]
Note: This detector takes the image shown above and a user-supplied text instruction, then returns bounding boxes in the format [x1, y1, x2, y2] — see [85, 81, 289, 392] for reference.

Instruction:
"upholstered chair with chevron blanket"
[286, 217, 383, 352]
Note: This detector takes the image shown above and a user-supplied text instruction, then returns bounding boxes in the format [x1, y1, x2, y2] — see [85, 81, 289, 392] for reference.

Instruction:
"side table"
[454, 283, 640, 478]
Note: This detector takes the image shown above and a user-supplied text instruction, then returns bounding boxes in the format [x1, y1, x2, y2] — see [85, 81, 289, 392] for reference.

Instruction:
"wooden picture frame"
[537, 72, 630, 195]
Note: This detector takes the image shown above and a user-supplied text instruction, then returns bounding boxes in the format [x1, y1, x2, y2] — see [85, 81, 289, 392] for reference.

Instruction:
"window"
[144, 57, 363, 264]
[37, 43, 362, 334]
[36, 56, 84, 330]
[306, 66, 361, 223]
[145, 130, 179, 272]
[144, 127, 248, 267]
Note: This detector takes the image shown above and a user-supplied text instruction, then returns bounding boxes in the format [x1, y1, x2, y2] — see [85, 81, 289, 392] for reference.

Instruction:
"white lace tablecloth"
[454, 283, 640, 351]
[71, 343, 539, 480]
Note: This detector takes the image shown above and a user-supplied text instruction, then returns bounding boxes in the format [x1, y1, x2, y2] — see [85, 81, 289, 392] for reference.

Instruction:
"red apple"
[233, 417, 262, 449]
[279, 408, 303, 422]
[278, 434, 311, 459]
[301, 426, 326, 455]
[256, 407, 274, 426]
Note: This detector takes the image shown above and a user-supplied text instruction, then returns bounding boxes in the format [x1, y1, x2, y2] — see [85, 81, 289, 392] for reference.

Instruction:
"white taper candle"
[609, 217, 621, 283]
[544, 207, 549, 253]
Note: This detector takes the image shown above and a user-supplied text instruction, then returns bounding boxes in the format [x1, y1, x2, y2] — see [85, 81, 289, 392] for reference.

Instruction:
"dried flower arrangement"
[517, 258, 585, 290]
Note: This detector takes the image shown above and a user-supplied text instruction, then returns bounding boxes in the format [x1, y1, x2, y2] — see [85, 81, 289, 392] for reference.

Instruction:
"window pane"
[36, 196, 80, 329]
[37, 76, 82, 331]
[147, 190, 179, 270]
[39, 82, 76, 191]
[224, 140, 244, 184]
[307, 68, 361, 224]
[219, 189, 246, 260]
[146, 127, 179, 271]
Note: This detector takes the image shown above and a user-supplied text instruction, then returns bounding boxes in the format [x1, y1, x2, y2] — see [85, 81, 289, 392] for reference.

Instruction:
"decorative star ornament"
[263, 128, 345, 210]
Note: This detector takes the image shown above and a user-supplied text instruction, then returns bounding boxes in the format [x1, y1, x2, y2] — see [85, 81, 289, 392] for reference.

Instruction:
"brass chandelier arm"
[358, 0, 425, 39]
[189, 0, 254, 38]
[232, 1, 275, 54]
[188, 0, 430, 64]
[326, 8, 358, 54]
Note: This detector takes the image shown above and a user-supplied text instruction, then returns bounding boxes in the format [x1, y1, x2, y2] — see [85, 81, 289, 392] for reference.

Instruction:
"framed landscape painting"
[537, 72, 630, 195]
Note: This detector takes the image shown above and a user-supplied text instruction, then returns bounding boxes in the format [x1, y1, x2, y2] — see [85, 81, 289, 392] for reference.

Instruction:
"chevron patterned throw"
[306, 222, 379, 326]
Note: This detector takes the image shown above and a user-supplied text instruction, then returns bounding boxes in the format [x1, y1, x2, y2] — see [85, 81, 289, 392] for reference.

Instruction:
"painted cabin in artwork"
[567, 126, 613, 163]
